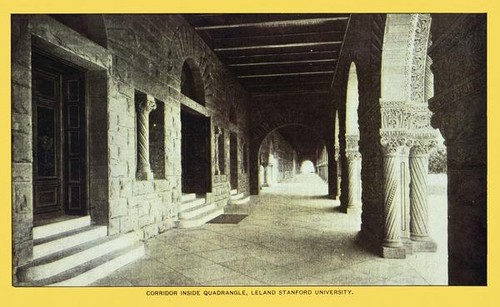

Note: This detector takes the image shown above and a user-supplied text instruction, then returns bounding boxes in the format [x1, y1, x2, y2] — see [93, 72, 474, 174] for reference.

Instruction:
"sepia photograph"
[9, 12, 486, 288]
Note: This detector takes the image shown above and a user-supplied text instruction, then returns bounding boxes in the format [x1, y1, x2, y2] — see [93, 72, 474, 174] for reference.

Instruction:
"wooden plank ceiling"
[183, 14, 350, 97]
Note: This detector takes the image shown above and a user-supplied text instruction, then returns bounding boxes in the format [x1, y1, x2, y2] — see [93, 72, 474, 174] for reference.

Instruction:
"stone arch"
[346, 62, 360, 135]
[250, 121, 327, 195]
[181, 58, 206, 106]
[341, 62, 363, 213]
[379, 14, 438, 258]
[300, 160, 315, 174]
[172, 26, 213, 106]
[50, 14, 108, 48]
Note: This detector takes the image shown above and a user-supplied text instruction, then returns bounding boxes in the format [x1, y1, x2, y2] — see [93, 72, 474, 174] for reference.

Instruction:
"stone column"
[380, 137, 408, 258]
[335, 144, 341, 199]
[214, 126, 222, 175]
[344, 135, 362, 213]
[259, 164, 265, 188]
[265, 163, 273, 187]
[136, 94, 157, 180]
[409, 140, 437, 251]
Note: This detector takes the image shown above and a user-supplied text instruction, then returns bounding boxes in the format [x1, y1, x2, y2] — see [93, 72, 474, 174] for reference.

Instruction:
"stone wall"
[11, 14, 113, 281]
[101, 14, 251, 239]
[11, 14, 251, 280]
[429, 14, 486, 285]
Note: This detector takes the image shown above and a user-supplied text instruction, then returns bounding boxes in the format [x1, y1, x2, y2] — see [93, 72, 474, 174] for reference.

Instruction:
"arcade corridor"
[11, 13, 484, 286]
[91, 173, 447, 286]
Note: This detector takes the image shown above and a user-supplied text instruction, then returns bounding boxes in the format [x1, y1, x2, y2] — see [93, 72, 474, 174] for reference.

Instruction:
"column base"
[411, 237, 438, 252]
[380, 245, 406, 259]
[402, 237, 414, 255]
[342, 205, 360, 214]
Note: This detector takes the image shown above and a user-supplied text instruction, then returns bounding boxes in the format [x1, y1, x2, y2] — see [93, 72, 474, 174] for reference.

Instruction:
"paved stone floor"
[92, 173, 448, 286]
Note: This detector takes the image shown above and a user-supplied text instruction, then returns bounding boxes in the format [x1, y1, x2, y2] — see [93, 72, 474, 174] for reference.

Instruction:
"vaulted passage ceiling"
[183, 14, 351, 97]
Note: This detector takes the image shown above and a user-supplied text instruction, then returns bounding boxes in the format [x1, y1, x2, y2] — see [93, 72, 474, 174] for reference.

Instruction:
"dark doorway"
[230, 132, 238, 190]
[32, 52, 87, 220]
[181, 108, 211, 194]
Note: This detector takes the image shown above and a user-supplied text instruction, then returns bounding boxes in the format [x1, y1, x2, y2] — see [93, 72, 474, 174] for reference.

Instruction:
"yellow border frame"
[1, 1, 497, 307]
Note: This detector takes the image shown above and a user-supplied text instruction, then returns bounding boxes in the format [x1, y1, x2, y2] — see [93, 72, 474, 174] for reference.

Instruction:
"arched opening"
[300, 160, 315, 174]
[257, 124, 328, 196]
[342, 62, 362, 213]
[334, 111, 341, 199]
[181, 58, 206, 106]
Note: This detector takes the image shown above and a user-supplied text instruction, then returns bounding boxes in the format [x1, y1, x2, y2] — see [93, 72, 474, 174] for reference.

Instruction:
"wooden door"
[32, 53, 87, 216]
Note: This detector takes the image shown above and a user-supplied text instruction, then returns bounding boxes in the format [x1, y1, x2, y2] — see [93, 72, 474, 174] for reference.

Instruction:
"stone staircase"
[177, 193, 223, 228]
[17, 216, 144, 286]
[229, 189, 250, 205]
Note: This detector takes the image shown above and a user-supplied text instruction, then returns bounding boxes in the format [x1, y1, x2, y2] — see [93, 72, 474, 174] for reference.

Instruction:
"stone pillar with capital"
[344, 134, 362, 213]
[409, 139, 438, 252]
[136, 94, 157, 180]
[380, 136, 410, 259]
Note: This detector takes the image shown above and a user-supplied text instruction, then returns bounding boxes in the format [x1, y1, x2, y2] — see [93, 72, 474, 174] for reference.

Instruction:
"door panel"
[62, 73, 86, 215]
[32, 53, 87, 217]
[33, 70, 61, 215]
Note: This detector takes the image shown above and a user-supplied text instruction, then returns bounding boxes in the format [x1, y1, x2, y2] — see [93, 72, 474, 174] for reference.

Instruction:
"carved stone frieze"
[380, 103, 412, 130]
[410, 14, 432, 105]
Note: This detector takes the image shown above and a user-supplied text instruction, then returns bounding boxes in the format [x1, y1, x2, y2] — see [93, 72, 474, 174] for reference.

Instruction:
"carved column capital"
[380, 134, 413, 156]
[334, 145, 340, 161]
[410, 138, 438, 156]
[137, 95, 157, 115]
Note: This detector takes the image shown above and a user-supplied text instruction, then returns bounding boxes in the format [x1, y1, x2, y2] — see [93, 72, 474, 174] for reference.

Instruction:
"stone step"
[230, 192, 245, 200]
[229, 195, 251, 205]
[18, 232, 138, 282]
[179, 202, 217, 220]
[19, 242, 145, 286]
[181, 193, 196, 202]
[177, 207, 224, 229]
[230, 189, 238, 195]
[33, 215, 91, 240]
[180, 197, 206, 212]
[33, 225, 107, 260]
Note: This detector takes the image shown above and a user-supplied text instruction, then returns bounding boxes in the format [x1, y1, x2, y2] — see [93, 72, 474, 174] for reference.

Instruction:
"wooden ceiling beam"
[214, 41, 342, 52]
[225, 51, 337, 64]
[184, 14, 349, 29]
[231, 62, 335, 76]
[227, 58, 336, 67]
[212, 31, 344, 50]
[205, 23, 348, 39]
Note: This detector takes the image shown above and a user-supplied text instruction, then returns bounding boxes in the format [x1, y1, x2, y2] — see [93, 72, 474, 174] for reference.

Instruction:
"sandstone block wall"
[11, 14, 251, 280]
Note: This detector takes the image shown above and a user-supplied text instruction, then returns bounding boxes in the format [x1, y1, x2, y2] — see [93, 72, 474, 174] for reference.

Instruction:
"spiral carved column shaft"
[382, 153, 403, 248]
[136, 95, 157, 180]
[409, 153, 430, 239]
[346, 152, 362, 210]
